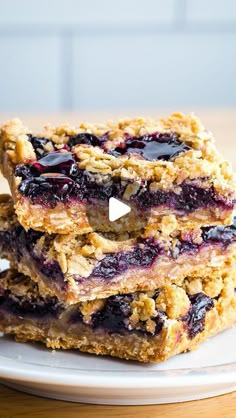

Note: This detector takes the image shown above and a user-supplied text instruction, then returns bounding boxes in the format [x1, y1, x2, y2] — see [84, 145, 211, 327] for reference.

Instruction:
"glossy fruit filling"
[28, 131, 190, 162]
[14, 132, 232, 212]
[15, 153, 232, 211]
[106, 132, 191, 160]
[182, 293, 214, 338]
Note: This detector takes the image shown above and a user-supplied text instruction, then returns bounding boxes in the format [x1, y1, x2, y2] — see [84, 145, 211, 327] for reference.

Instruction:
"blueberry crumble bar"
[0, 111, 235, 364]
[0, 113, 235, 234]
[1, 195, 236, 303]
[0, 268, 235, 363]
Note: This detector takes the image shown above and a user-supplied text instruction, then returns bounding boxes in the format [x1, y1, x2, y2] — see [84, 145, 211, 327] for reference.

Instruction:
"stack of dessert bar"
[0, 112, 235, 363]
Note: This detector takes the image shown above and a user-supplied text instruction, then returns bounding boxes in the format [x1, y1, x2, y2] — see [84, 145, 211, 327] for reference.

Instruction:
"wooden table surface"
[0, 109, 236, 417]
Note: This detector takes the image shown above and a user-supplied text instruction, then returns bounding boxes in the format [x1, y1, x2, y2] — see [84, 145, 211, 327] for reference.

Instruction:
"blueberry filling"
[16, 151, 78, 179]
[107, 132, 191, 161]
[17, 156, 128, 208]
[27, 134, 49, 158]
[67, 132, 105, 148]
[0, 289, 62, 319]
[2, 226, 66, 290]
[15, 164, 33, 180]
[172, 241, 200, 258]
[202, 218, 236, 245]
[0, 219, 236, 289]
[18, 176, 75, 208]
[171, 184, 217, 211]
[30, 151, 79, 177]
[0, 284, 214, 338]
[0, 285, 165, 336]
[182, 293, 214, 339]
[90, 239, 162, 280]
[39, 260, 66, 289]
[16, 132, 229, 212]
[28, 131, 190, 162]
[81, 290, 210, 340]
[92, 294, 133, 333]
[14, 134, 233, 211]
[135, 183, 221, 211]
[89, 294, 165, 336]
[17, 162, 231, 211]
[20, 229, 66, 290]
[172, 218, 236, 258]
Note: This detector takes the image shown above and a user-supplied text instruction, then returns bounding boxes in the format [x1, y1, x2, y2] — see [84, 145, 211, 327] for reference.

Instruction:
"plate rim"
[1, 354, 236, 388]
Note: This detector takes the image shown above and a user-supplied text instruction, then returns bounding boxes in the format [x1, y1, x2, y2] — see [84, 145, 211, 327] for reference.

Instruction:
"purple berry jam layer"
[0, 113, 235, 234]
[1, 196, 236, 303]
[0, 269, 235, 363]
[15, 152, 232, 215]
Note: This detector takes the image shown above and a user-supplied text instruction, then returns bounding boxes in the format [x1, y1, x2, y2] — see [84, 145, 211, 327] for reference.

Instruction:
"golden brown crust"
[2, 306, 233, 363]
[0, 268, 235, 363]
[0, 113, 234, 188]
[1, 197, 236, 303]
[5, 243, 235, 303]
[0, 113, 235, 235]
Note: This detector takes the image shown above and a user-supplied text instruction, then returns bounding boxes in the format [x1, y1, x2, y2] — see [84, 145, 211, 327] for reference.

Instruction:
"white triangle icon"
[109, 197, 131, 222]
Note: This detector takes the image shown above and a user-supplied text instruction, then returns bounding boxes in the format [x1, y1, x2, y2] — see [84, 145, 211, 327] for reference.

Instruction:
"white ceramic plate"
[0, 259, 236, 405]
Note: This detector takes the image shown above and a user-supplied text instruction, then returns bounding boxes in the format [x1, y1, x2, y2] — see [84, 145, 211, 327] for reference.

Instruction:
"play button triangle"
[109, 197, 131, 222]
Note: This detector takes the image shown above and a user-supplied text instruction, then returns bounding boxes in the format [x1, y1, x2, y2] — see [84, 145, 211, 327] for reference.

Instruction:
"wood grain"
[0, 110, 236, 416]
[0, 385, 235, 418]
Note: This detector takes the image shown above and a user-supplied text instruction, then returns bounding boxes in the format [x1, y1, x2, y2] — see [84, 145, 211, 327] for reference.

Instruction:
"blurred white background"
[0, 0, 236, 112]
